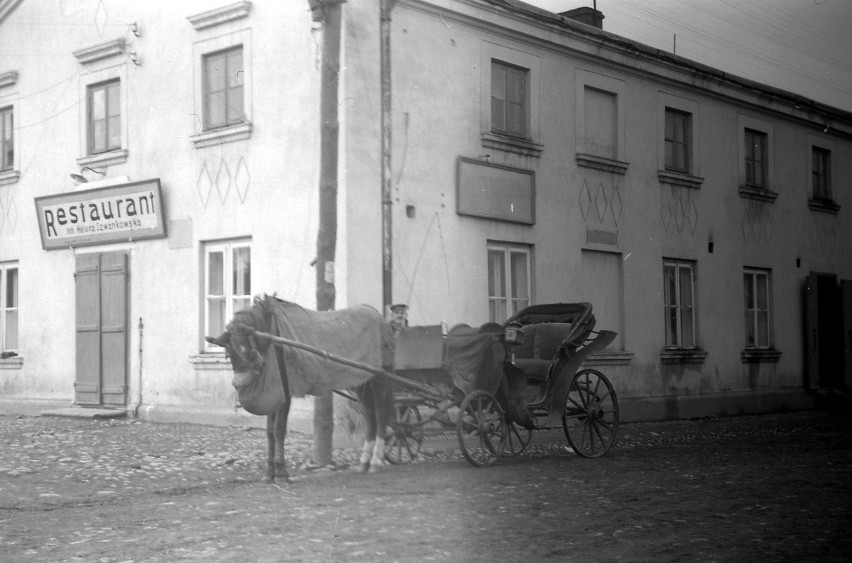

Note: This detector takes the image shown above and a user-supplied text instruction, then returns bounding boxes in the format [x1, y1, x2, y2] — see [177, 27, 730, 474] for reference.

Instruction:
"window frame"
[203, 239, 252, 352]
[575, 69, 628, 174]
[0, 106, 13, 172]
[664, 108, 691, 174]
[87, 79, 121, 156]
[191, 28, 253, 148]
[663, 259, 697, 350]
[487, 243, 532, 324]
[744, 128, 768, 189]
[0, 262, 18, 353]
[202, 45, 245, 131]
[480, 41, 542, 157]
[812, 146, 832, 202]
[743, 268, 771, 350]
[77, 64, 128, 168]
[490, 59, 528, 139]
[657, 93, 702, 189]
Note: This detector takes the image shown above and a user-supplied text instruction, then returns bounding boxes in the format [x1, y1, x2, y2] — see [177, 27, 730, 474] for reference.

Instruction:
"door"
[805, 273, 843, 390]
[843, 280, 852, 388]
[75, 252, 128, 406]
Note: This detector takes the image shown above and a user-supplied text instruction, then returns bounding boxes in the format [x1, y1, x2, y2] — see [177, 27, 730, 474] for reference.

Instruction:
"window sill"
[660, 348, 707, 364]
[741, 348, 782, 364]
[658, 170, 704, 190]
[739, 185, 778, 203]
[0, 355, 23, 369]
[481, 132, 543, 158]
[0, 169, 20, 186]
[808, 198, 840, 214]
[576, 154, 629, 175]
[77, 149, 129, 168]
[191, 122, 252, 149]
[188, 352, 232, 371]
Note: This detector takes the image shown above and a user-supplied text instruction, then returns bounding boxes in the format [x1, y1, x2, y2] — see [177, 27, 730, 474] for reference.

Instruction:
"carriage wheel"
[504, 423, 533, 456]
[456, 390, 507, 467]
[385, 402, 424, 465]
[562, 368, 619, 458]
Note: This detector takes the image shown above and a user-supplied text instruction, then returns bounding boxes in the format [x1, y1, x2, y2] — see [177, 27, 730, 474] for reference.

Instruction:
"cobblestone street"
[1, 408, 850, 562]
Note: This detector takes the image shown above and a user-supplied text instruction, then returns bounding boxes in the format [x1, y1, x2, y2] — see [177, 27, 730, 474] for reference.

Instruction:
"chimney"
[560, 7, 604, 29]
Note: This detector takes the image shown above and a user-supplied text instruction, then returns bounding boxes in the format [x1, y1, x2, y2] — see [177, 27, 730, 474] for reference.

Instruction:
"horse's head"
[205, 298, 271, 389]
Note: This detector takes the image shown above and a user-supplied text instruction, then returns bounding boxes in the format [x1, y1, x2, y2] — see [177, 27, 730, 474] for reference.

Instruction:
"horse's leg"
[273, 401, 291, 482]
[368, 378, 393, 472]
[357, 383, 377, 473]
[264, 413, 276, 483]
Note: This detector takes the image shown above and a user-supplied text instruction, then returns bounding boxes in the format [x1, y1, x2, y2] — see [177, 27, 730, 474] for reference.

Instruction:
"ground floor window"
[744, 268, 771, 349]
[204, 240, 251, 350]
[0, 262, 18, 352]
[488, 243, 531, 323]
[663, 259, 696, 349]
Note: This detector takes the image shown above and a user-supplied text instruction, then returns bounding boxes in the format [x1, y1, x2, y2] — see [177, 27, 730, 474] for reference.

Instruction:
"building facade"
[1, 0, 850, 426]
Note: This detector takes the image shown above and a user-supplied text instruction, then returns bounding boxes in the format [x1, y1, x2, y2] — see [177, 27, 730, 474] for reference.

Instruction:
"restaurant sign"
[35, 179, 166, 250]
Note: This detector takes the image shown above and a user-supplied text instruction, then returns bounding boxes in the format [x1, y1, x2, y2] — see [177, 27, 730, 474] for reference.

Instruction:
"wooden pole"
[381, 0, 396, 315]
[311, 0, 344, 467]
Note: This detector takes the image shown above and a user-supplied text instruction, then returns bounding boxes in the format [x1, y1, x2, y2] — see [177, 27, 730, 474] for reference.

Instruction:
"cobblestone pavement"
[1, 408, 850, 561]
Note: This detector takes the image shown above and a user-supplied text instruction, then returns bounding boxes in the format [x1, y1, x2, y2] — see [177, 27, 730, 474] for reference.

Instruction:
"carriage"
[252, 301, 619, 468]
[381, 302, 619, 467]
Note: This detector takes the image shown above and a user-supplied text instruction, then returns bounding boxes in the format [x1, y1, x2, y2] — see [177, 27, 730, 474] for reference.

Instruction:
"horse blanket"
[236, 298, 395, 415]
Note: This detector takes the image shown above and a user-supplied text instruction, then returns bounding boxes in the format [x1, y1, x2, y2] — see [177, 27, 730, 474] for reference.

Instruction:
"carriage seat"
[512, 323, 581, 382]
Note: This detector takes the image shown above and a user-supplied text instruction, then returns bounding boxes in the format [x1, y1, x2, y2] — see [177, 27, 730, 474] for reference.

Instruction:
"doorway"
[74, 252, 128, 406]
[805, 273, 847, 390]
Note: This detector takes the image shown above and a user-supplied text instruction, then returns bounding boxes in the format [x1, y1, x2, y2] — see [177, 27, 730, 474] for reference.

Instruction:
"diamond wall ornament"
[594, 182, 608, 223]
[234, 156, 251, 203]
[196, 161, 213, 208]
[95, 0, 108, 38]
[579, 180, 592, 219]
[610, 186, 622, 226]
[215, 160, 232, 204]
[661, 192, 673, 233]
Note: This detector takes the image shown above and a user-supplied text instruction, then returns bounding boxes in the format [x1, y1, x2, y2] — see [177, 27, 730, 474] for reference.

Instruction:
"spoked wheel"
[385, 402, 424, 465]
[456, 390, 507, 467]
[505, 423, 533, 456]
[563, 368, 619, 458]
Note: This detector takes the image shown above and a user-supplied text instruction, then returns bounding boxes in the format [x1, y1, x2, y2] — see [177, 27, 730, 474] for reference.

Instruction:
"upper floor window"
[204, 46, 245, 131]
[204, 240, 251, 350]
[0, 107, 12, 172]
[490, 59, 528, 139]
[88, 80, 120, 155]
[812, 146, 832, 202]
[744, 269, 771, 349]
[1, 263, 17, 352]
[744, 128, 767, 189]
[663, 259, 696, 349]
[488, 243, 531, 324]
[664, 108, 691, 174]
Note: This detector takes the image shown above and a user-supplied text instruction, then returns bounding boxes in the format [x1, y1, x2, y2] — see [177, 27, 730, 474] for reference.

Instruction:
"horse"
[205, 295, 394, 483]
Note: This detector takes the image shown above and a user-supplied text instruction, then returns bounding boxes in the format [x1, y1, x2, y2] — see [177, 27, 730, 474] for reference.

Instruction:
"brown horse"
[206, 295, 394, 483]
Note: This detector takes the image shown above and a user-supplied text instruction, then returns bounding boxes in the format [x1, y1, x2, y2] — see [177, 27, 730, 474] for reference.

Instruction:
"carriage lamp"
[504, 324, 524, 345]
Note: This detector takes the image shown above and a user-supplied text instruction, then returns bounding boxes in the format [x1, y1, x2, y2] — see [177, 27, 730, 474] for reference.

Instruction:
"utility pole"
[381, 0, 397, 315]
[308, 0, 344, 467]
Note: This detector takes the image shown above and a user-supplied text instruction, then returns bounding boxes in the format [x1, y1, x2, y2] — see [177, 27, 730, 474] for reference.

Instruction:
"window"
[87, 80, 120, 155]
[204, 241, 251, 350]
[491, 60, 527, 138]
[488, 244, 531, 323]
[744, 269, 770, 349]
[204, 46, 245, 131]
[744, 129, 767, 189]
[583, 87, 617, 160]
[663, 260, 696, 349]
[664, 108, 691, 174]
[0, 107, 12, 172]
[0, 263, 17, 352]
[812, 146, 832, 201]
[575, 71, 627, 173]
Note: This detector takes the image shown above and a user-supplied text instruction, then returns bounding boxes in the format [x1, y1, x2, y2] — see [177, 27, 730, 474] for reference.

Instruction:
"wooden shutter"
[75, 254, 101, 405]
[100, 253, 128, 405]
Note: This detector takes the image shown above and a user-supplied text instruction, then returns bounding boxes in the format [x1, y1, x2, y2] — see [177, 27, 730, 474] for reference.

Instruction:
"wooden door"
[75, 252, 128, 406]
[805, 274, 819, 390]
[843, 280, 852, 388]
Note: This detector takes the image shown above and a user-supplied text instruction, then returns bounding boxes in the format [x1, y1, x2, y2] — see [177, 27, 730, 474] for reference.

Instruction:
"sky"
[529, 0, 852, 113]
